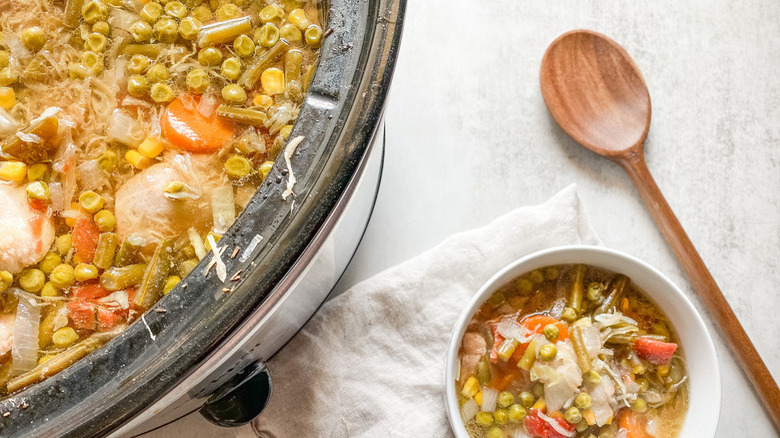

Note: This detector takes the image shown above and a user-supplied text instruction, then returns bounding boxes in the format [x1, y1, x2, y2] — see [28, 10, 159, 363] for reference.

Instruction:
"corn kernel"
[461, 376, 479, 398]
[279, 124, 293, 140]
[0, 86, 14, 109]
[474, 390, 483, 406]
[287, 9, 310, 30]
[0, 161, 27, 182]
[138, 137, 166, 158]
[253, 94, 273, 108]
[532, 396, 546, 411]
[52, 327, 79, 348]
[74, 263, 99, 282]
[260, 67, 285, 95]
[126, 149, 153, 169]
[65, 202, 79, 227]
[163, 275, 181, 295]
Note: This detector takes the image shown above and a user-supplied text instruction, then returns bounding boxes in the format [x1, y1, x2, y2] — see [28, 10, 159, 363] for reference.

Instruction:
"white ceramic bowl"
[445, 245, 720, 437]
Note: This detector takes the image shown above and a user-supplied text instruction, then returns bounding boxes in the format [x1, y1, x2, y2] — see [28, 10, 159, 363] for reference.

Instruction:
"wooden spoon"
[540, 29, 780, 430]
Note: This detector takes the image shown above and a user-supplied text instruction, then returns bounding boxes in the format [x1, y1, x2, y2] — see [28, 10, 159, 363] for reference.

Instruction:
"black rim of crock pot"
[0, 0, 406, 435]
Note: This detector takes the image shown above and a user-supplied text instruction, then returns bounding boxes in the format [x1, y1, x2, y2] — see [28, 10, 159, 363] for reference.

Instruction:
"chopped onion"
[211, 185, 236, 235]
[49, 182, 64, 212]
[0, 108, 19, 136]
[76, 159, 110, 191]
[108, 109, 144, 147]
[281, 136, 304, 200]
[52, 306, 69, 332]
[480, 387, 498, 412]
[508, 425, 533, 438]
[207, 234, 227, 282]
[197, 94, 217, 118]
[108, 8, 141, 32]
[460, 398, 479, 422]
[98, 290, 130, 310]
[10, 290, 41, 376]
[496, 318, 530, 342]
[188, 227, 207, 260]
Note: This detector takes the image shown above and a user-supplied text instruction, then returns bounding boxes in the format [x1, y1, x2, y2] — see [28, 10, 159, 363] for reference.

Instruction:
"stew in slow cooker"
[457, 265, 689, 438]
[0, 0, 322, 395]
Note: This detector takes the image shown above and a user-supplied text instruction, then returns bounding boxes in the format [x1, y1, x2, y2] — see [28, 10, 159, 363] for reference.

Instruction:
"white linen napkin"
[252, 184, 599, 437]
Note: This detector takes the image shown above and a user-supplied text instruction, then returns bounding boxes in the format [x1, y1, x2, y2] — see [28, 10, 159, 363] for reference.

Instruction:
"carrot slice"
[160, 96, 235, 153]
[72, 216, 100, 262]
[617, 409, 652, 438]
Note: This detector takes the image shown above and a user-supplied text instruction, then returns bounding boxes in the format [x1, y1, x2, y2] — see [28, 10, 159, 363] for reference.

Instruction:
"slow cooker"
[0, 0, 406, 435]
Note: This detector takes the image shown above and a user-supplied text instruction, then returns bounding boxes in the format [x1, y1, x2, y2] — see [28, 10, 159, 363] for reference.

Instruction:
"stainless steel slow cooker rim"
[0, 0, 406, 435]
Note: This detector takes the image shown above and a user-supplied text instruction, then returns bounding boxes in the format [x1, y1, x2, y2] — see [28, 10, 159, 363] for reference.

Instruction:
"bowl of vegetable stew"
[445, 245, 720, 438]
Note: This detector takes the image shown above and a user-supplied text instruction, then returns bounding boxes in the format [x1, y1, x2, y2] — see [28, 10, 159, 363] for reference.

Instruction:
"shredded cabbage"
[10, 290, 40, 376]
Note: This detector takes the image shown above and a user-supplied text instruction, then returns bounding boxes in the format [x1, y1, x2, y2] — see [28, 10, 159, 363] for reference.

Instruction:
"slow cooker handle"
[199, 361, 273, 427]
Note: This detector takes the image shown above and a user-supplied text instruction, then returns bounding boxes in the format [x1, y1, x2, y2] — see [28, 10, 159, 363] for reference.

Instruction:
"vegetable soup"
[0, 0, 322, 394]
[457, 264, 688, 438]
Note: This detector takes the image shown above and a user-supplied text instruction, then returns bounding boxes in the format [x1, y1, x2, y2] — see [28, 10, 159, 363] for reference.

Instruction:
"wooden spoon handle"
[618, 150, 780, 430]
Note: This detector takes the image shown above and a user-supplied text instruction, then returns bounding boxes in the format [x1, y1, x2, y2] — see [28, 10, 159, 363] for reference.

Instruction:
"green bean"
[216, 104, 268, 126]
[285, 49, 302, 87]
[100, 264, 147, 291]
[571, 326, 592, 373]
[595, 275, 628, 315]
[115, 234, 145, 266]
[568, 264, 585, 314]
[93, 232, 117, 270]
[238, 39, 290, 89]
[133, 239, 174, 309]
[476, 356, 491, 386]
[517, 338, 537, 371]
[197, 16, 252, 47]
[7, 328, 120, 393]
[64, 0, 86, 28]
[120, 43, 163, 58]
[38, 302, 64, 349]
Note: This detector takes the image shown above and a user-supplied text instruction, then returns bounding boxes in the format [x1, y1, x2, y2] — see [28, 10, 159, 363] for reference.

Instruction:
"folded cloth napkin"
[252, 184, 599, 437]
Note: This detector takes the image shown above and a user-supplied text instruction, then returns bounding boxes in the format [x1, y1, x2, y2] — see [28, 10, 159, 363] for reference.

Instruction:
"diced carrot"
[97, 307, 124, 330]
[71, 283, 111, 301]
[633, 337, 678, 365]
[617, 409, 652, 438]
[66, 300, 97, 330]
[72, 215, 100, 262]
[493, 367, 521, 391]
[160, 96, 235, 153]
[520, 315, 569, 342]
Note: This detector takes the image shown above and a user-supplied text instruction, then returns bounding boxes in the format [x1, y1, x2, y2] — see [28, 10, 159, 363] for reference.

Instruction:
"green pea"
[220, 57, 242, 81]
[164, 1, 188, 19]
[494, 409, 509, 425]
[154, 17, 179, 43]
[587, 282, 605, 301]
[507, 403, 527, 422]
[85, 32, 107, 52]
[475, 411, 493, 426]
[186, 68, 210, 94]
[0, 51, 9, 69]
[191, 5, 212, 22]
[82, 0, 108, 24]
[304, 24, 322, 48]
[564, 406, 582, 424]
[0, 271, 11, 293]
[40, 282, 59, 297]
[39, 252, 62, 275]
[97, 150, 118, 170]
[27, 163, 47, 181]
[519, 391, 535, 408]
[55, 235, 72, 255]
[198, 47, 223, 66]
[127, 54, 150, 74]
[179, 16, 202, 41]
[636, 377, 649, 392]
[254, 23, 280, 49]
[543, 324, 560, 342]
[141, 2, 163, 23]
[488, 291, 505, 308]
[150, 83, 174, 103]
[539, 343, 557, 361]
[81, 51, 104, 74]
[146, 63, 170, 83]
[233, 34, 255, 58]
[19, 268, 45, 293]
[584, 370, 602, 384]
[79, 190, 104, 213]
[516, 278, 533, 294]
[258, 4, 284, 24]
[94, 210, 116, 232]
[486, 428, 503, 438]
[529, 269, 544, 283]
[92, 21, 110, 36]
[130, 20, 153, 43]
[279, 23, 301, 44]
[21, 27, 45, 52]
[532, 383, 544, 398]
[221, 84, 246, 105]
[575, 392, 591, 410]
[544, 267, 559, 280]
[497, 391, 514, 408]
[631, 397, 648, 413]
[127, 74, 148, 97]
[224, 154, 251, 179]
[561, 307, 577, 322]
[216, 3, 241, 21]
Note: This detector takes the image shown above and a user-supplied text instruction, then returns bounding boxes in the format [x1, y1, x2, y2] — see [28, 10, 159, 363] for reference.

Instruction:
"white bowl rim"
[444, 244, 721, 438]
